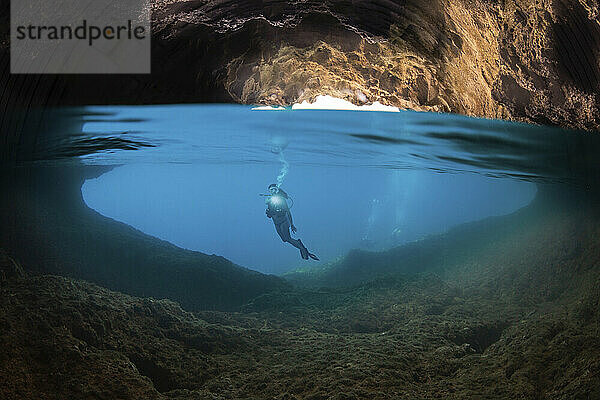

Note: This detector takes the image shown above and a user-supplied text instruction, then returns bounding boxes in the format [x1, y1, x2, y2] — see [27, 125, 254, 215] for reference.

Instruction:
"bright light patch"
[292, 95, 400, 112]
[251, 105, 286, 111]
[270, 195, 283, 205]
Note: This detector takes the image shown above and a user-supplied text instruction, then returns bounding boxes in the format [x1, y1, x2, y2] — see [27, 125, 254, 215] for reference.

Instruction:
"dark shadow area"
[447, 320, 509, 353]
[552, 0, 600, 95]
[129, 355, 177, 393]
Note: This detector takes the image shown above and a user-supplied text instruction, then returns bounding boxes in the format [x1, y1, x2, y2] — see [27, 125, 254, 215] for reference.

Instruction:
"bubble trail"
[277, 151, 289, 187]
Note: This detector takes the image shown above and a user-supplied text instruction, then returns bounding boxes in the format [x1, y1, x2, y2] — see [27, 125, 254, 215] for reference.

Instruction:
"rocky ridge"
[1, 190, 599, 399]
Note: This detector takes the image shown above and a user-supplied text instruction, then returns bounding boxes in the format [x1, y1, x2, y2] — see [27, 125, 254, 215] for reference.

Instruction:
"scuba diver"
[264, 184, 319, 260]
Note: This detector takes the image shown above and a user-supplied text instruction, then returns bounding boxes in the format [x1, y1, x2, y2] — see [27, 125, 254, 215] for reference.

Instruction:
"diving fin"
[300, 248, 309, 260]
[308, 253, 319, 261]
[298, 239, 309, 260]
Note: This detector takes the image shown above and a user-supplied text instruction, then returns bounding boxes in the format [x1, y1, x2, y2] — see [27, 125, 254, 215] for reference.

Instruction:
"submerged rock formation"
[285, 185, 595, 288]
[1, 185, 599, 399]
[1, 0, 599, 133]
[0, 165, 289, 311]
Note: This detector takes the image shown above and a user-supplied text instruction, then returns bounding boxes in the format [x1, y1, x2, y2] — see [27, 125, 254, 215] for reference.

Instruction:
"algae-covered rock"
[0, 249, 24, 283]
[1, 189, 600, 399]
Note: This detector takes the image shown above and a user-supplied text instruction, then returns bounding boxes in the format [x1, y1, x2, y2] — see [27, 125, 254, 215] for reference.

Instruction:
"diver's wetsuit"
[266, 193, 315, 260]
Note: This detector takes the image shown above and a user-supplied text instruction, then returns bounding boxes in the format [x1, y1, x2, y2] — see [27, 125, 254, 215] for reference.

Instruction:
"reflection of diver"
[264, 184, 319, 260]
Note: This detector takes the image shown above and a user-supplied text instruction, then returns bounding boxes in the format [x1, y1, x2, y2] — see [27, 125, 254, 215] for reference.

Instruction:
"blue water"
[73, 105, 549, 274]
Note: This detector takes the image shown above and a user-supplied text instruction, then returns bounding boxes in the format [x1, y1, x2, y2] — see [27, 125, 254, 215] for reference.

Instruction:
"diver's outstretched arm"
[287, 210, 296, 232]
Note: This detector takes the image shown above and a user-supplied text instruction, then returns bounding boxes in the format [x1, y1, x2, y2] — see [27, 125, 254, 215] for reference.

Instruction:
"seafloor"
[1, 190, 600, 399]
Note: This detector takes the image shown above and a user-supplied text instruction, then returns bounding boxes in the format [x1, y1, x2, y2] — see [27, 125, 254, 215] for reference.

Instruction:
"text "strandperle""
[15, 20, 147, 46]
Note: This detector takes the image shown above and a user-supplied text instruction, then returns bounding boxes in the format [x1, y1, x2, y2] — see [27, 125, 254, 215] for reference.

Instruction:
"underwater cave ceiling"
[1, 0, 599, 137]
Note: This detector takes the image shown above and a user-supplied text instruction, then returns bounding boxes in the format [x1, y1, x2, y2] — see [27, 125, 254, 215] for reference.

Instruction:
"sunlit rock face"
[0, 0, 598, 131]
[158, 0, 597, 129]
[175, 0, 503, 118]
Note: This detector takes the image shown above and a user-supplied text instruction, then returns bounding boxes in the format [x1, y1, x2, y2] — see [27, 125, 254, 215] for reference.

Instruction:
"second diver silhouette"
[264, 184, 319, 260]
